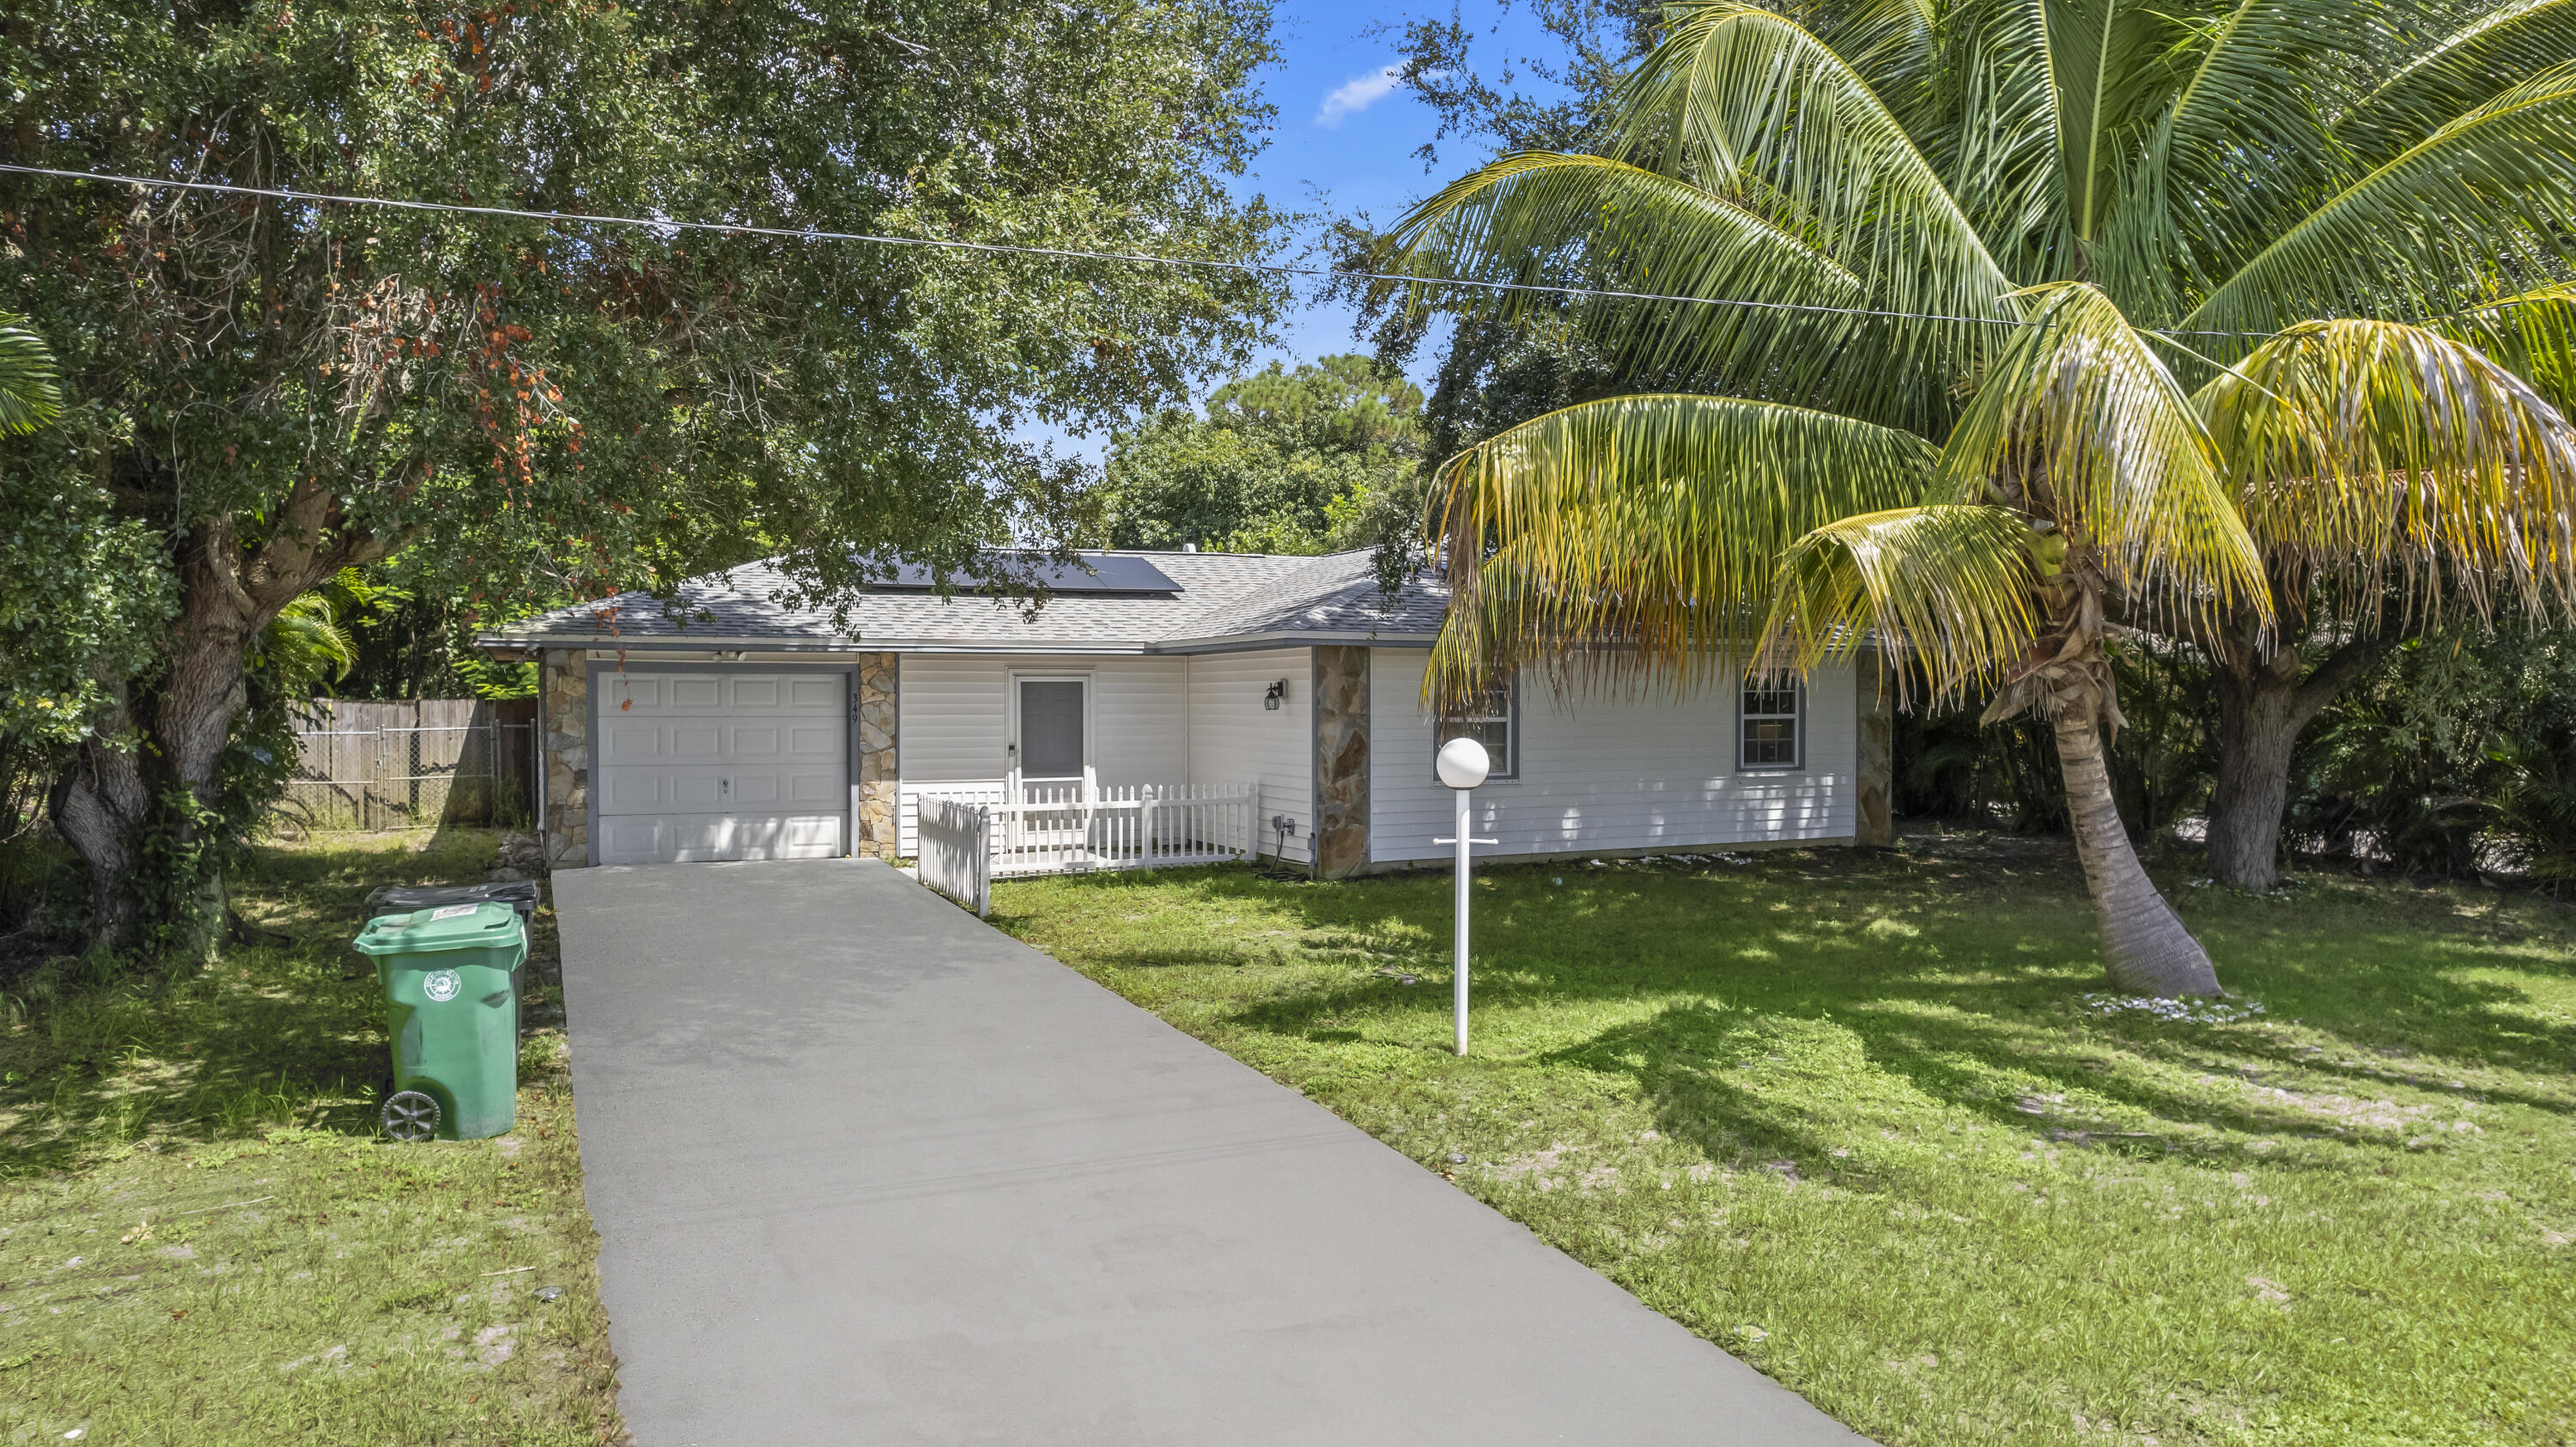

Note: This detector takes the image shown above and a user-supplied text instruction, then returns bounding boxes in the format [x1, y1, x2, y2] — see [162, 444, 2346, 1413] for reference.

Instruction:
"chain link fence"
[273, 699, 539, 835]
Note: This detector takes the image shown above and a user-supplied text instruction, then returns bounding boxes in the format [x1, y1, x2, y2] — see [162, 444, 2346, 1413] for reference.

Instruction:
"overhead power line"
[6, 161, 2539, 343]
[2, 161, 2036, 329]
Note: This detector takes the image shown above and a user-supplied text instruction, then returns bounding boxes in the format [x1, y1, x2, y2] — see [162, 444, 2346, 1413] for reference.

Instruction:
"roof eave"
[475, 624, 1443, 657]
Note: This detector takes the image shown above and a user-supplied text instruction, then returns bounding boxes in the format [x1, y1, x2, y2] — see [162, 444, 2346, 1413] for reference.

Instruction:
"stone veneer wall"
[1855, 656, 1894, 847]
[856, 653, 899, 860]
[1311, 646, 1370, 879]
[541, 649, 591, 866]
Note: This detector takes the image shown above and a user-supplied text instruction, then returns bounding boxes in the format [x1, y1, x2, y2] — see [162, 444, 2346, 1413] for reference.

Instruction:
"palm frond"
[0, 311, 64, 436]
[2092, 0, 2363, 325]
[2433, 284, 2576, 413]
[2037, 0, 2207, 247]
[1941, 283, 2268, 628]
[257, 593, 361, 694]
[2184, 63, 2576, 345]
[1928, 1, 2071, 281]
[2197, 318, 2576, 628]
[1425, 392, 1941, 708]
[1604, 1, 2018, 391]
[2336, 0, 2576, 167]
[1370, 154, 1878, 402]
[1761, 503, 2044, 708]
[1795, 0, 1939, 96]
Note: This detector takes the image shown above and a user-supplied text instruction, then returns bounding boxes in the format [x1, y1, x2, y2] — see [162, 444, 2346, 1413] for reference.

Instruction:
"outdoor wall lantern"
[1263, 679, 1288, 710]
[1433, 737, 1498, 1056]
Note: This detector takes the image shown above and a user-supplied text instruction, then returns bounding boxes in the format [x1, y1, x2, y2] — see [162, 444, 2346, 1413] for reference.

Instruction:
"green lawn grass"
[993, 835, 2576, 1447]
[0, 830, 622, 1445]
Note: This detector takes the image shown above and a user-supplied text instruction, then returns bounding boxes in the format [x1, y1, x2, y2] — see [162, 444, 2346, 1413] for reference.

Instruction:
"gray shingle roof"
[476, 549, 1452, 654]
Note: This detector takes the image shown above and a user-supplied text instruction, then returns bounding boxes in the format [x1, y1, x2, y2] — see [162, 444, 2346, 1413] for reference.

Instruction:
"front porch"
[914, 776, 1261, 914]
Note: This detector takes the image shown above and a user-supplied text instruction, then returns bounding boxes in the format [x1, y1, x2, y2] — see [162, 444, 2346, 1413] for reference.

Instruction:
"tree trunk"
[51, 684, 149, 951]
[155, 541, 266, 955]
[2056, 708, 2221, 997]
[2206, 664, 2301, 891]
[2201, 625, 2391, 892]
[163, 537, 264, 812]
[51, 497, 374, 956]
[49, 549, 262, 955]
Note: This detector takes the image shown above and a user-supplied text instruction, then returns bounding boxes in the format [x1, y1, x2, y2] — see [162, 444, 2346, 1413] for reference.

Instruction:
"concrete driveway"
[552, 858, 1862, 1445]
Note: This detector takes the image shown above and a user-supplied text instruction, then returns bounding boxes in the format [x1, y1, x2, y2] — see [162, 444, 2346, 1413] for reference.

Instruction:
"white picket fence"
[918, 796, 994, 916]
[913, 778, 1256, 885]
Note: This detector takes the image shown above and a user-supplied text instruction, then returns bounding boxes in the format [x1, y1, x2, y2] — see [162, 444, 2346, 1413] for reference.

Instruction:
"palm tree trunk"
[2054, 708, 2221, 996]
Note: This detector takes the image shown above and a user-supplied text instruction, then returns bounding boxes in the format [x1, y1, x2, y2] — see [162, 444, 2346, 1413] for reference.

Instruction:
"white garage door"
[594, 671, 849, 865]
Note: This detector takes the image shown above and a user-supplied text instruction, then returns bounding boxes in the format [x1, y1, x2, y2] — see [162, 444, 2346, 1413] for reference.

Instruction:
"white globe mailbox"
[1433, 737, 1497, 1055]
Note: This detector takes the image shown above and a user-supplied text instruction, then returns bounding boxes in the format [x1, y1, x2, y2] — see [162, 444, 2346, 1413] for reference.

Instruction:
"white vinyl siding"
[1368, 649, 1856, 865]
[1186, 648, 1315, 865]
[896, 654, 1191, 855]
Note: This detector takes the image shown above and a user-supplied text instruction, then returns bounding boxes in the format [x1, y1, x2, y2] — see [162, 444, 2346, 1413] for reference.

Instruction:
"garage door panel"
[605, 675, 668, 711]
[776, 817, 842, 854]
[604, 771, 668, 810]
[601, 817, 666, 861]
[601, 722, 663, 763]
[671, 817, 731, 857]
[735, 815, 842, 857]
[594, 670, 849, 865]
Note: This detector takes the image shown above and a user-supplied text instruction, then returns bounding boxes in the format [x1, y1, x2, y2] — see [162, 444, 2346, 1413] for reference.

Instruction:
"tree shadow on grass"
[1015, 845, 2576, 1181]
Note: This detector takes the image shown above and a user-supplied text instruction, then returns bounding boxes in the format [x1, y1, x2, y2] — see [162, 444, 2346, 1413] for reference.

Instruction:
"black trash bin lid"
[362, 880, 542, 921]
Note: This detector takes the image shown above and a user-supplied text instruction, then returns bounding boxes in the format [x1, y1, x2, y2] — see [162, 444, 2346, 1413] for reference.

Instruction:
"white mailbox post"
[1434, 738, 1498, 1056]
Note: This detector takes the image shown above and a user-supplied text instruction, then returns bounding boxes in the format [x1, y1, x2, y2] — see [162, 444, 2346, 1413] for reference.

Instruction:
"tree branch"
[2289, 633, 2398, 729]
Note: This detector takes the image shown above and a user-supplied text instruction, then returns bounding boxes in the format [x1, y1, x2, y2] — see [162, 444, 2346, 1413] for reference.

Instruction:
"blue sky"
[1244, 1, 1456, 377]
[1030, 1, 1561, 461]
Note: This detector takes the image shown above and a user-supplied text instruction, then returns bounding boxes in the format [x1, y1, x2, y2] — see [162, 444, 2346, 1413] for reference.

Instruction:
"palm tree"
[1376, 0, 2576, 995]
[0, 311, 63, 435]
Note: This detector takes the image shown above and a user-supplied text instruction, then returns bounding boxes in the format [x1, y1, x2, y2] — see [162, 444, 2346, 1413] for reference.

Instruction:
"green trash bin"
[353, 902, 527, 1141]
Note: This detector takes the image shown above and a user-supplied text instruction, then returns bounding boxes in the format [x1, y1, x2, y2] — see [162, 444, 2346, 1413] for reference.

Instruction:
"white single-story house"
[476, 548, 1893, 877]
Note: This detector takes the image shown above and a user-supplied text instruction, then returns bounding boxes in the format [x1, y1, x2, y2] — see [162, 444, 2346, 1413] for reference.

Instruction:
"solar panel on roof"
[867, 551, 1183, 595]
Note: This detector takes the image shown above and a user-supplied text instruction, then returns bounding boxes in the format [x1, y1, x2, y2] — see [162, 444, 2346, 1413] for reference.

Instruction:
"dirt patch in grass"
[0, 830, 623, 1445]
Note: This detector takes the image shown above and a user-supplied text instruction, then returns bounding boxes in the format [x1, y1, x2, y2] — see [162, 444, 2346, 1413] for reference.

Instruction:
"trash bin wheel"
[383, 1090, 440, 1143]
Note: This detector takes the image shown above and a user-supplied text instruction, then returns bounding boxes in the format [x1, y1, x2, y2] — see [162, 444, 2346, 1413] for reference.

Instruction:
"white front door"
[593, 671, 848, 865]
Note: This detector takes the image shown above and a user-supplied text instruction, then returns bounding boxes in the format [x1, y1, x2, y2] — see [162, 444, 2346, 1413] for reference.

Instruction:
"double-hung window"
[1738, 679, 1803, 770]
[1437, 678, 1517, 781]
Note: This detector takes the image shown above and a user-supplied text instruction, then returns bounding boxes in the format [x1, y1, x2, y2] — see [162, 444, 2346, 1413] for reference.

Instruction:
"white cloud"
[1316, 64, 1404, 128]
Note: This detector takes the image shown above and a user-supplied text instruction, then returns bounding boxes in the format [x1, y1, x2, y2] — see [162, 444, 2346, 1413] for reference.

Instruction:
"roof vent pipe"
[1181, 542, 1198, 553]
